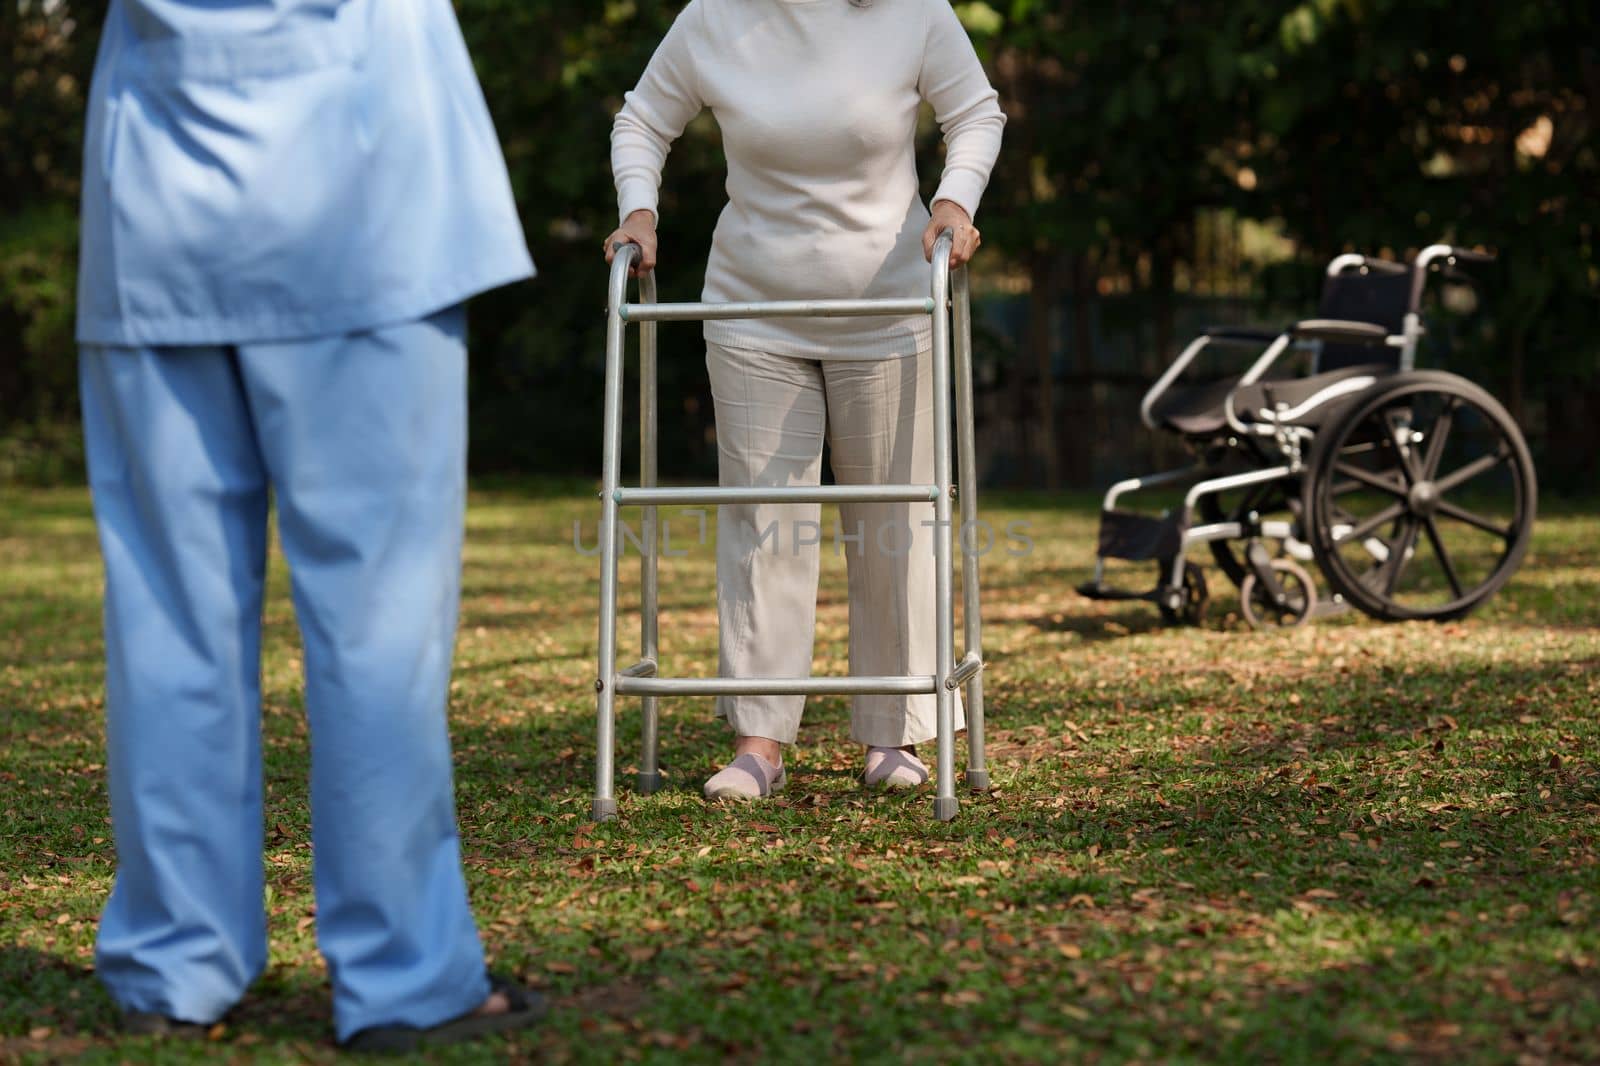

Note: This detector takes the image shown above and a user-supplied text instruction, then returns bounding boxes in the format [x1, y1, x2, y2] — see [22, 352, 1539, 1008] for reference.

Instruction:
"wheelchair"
[1077, 243, 1538, 629]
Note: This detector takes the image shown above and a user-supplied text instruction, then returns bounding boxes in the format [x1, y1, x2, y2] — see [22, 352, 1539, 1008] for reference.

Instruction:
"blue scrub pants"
[79, 306, 490, 1040]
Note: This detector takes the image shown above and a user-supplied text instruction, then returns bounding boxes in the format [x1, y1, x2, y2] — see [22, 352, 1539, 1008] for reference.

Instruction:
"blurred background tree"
[2, 0, 1595, 490]
[1, 0, 102, 483]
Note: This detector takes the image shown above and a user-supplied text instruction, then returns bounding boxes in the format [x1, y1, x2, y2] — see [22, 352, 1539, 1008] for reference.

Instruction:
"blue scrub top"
[77, 0, 535, 346]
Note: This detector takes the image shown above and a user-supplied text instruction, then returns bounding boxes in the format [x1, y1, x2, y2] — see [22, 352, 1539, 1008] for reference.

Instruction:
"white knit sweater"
[611, 0, 1005, 358]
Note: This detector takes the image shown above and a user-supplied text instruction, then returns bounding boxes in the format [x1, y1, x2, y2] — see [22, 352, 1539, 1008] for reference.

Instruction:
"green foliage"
[1, 3, 102, 485]
[0, 0, 103, 209]
[454, 0, 726, 477]
[1243, 0, 1600, 387]
[970, 0, 1597, 488]
[0, 207, 83, 484]
[0, 1, 1595, 487]
[954, 2, 1004, 38]
[0, 207, 77, 397]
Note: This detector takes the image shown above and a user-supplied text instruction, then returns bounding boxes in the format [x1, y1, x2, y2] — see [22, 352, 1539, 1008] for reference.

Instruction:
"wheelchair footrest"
[1075, 580, 1159, 603]
[1311, 596, 1351, 621]
[1096, 508, 1186, 563]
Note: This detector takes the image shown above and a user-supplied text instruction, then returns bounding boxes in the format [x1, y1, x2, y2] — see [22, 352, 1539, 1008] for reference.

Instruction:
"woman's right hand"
[603, 209, 659, 275]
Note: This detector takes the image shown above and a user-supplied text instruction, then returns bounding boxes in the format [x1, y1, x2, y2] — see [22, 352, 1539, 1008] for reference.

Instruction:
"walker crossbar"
[593, 231, 987, 822]
[616, 485, 940, 505]
[620, 298, 935, 322]
[617, 676, 938, 697]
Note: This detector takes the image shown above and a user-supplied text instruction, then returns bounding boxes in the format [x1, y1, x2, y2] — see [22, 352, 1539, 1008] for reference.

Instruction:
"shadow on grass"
[0, 946, 107, 1058]
[0, 943, 347, 1056]
[447, 646, 1600, 815]
[1017, 606, 1170, 642]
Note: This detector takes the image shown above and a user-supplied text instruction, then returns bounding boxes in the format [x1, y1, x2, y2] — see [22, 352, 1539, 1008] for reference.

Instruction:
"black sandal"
[120, 1011, 211, 1038]
[341, 972, 547, 1054]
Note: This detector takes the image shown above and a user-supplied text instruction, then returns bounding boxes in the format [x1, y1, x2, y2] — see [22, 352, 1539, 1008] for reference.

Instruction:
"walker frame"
[592, 231, 987, 822]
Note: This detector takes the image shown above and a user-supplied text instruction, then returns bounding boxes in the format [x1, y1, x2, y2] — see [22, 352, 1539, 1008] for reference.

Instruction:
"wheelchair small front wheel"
[1304, 371, 1537, 622]
[1239, 558, 1317, 630]
[1157, 562, 1209, 627]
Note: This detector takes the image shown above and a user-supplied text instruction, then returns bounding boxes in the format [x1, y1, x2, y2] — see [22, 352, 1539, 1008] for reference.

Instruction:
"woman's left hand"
[923, 200, 981, 268]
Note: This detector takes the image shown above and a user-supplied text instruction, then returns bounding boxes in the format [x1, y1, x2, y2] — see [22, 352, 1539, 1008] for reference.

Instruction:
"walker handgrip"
[607, 242, 641, 315]
[931, 229, 955, 286]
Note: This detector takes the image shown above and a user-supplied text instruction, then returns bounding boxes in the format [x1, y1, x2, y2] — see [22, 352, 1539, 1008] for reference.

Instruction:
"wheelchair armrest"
[1202, 325, 1287, 345]
[1447, 246, 1495, 265]
[1290, 319, 1391, 344]
[1142, 323, 1299, 429]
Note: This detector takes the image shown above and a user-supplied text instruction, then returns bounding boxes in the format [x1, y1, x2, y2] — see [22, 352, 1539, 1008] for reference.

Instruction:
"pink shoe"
[863, 747, 929, 790]
[703, 752, 786, 802]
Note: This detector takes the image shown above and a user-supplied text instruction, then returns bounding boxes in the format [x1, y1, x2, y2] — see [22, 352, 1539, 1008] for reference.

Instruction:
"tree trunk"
[1028, 248, 1061, 490]
[1059, 252, 1097, 485]
[1543, 373, 1599, 493]
[1146, 236, 1182, 469]
[1506, 330, 1525, 428]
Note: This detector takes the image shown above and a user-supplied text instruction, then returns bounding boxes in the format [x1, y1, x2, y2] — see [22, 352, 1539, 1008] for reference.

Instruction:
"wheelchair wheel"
[1157, 563, 1208, 627]
[1239, 559, 1317, 630]
[1303, 371, 1536, 621]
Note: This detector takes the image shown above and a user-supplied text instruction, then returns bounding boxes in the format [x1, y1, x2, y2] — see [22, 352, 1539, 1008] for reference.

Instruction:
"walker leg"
[594, 477, 620, 821]
[930, 243, 959, 822]
[637, 273, 664, 796]
[952, 266, 989, 792]
[594, 255, 633, 822]
[963, 689, 989, 790]
[592, 239, 981, 819]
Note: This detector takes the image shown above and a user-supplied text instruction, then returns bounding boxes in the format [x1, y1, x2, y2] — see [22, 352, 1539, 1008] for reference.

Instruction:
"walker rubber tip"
[933, 796, 959, 822]
[636, 771, 665, 796]
[966, 770, 991, 791]
[591, 798, 618, 822]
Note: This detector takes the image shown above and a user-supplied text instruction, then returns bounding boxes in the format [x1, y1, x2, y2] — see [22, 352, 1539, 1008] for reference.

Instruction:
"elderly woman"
[606, 0, 1004, 800]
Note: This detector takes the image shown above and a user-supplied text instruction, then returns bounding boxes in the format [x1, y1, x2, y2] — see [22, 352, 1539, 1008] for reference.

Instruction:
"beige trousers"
[705, 341, 964, 748]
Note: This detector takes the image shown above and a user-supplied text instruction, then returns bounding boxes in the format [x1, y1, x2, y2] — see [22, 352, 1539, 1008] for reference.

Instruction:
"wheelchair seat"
[1149, 364, 1394, 437]
[1149, 259, 1414, 438]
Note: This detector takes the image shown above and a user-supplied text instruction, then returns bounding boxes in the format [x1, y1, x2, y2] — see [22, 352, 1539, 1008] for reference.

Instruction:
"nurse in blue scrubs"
[77, 0, 541, 1051]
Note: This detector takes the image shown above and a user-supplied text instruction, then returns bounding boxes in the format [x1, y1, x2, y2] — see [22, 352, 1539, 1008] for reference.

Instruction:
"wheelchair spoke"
[1436, 444, 1510, 494]
[1335, 500, 1406, 545]
[1383, 519, 1421, 596]
[1436, 498, 1512, 540]
[1333, 462, 1408, 499]
[1385, 409, 1423, 485]
[1310, 376, 1535, 622]
[1421, 399, 1457, 481]
[1422, 516, 1465, 599]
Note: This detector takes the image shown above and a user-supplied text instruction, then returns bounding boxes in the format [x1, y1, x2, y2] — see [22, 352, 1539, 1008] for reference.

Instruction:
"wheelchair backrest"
[1313, 260, 1412, 373]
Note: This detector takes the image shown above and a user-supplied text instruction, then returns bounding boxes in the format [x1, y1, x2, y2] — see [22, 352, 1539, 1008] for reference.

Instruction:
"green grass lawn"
[2, 483, 1597, 1064]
